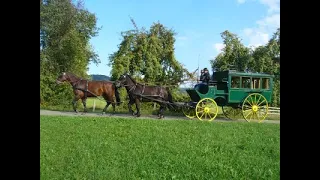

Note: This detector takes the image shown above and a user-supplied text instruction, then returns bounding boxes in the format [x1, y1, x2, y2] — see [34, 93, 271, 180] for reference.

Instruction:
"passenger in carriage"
[201, 68, 210, 84]
[195, 68, 211, 94]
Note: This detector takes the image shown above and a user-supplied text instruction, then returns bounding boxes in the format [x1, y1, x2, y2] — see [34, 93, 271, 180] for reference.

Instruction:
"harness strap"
[128, 84, 136, 92]
[141, 84, 145, 94]
[84, 80, 88, 99]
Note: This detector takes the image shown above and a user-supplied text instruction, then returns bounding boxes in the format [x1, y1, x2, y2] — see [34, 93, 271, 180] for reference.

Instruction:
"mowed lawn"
[40, 115, 280, 179]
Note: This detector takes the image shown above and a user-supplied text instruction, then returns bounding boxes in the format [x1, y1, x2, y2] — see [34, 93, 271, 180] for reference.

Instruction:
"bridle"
[57, 72, 82, 88]
[117, 74, 137, 92]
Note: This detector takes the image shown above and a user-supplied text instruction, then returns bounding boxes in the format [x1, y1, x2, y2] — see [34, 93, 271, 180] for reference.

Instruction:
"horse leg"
[102, 102, 111, 114]
[111, 100, 116, 114]
[158, 104, 165, 119]
[134, 98, 141, 117]
[72, 97, 80, 113]
[128, 99, 135, 116]
[81, 98, 87, 114]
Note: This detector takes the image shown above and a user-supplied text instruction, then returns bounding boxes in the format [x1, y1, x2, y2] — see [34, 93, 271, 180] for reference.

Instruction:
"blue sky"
[84, 0, 280, 77]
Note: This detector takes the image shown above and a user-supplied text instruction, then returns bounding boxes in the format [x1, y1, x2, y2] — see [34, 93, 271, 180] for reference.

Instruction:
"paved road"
[40, 109, 280, 124]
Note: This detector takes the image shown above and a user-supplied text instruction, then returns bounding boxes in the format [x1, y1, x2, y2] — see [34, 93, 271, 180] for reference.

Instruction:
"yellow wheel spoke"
[242, 93, 269, 123]
[245, 111, 253, 119]
[256, 95, 262, 105]
[245, 99, 253, 106]
[258, 99, 267, 106]
[254, 94, 257, 105]
[196, 98, 218, 121]
[249, 112, 255, 120]
[200, 112, 205, 119]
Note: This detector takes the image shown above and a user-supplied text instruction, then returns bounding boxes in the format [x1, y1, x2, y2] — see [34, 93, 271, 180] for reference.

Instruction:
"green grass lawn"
[40, 115, 280, 179]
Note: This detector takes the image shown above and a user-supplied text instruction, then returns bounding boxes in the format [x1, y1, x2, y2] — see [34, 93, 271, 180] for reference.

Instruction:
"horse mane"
[126, 74, 137, 84]
[126, 74, 162, 87]
[65, 72, 81, 82]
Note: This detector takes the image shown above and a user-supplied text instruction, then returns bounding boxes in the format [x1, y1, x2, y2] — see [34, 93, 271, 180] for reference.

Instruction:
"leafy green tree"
[211, 29, 280, 107]
[40, 0, 100, 105]
[210, 30, 251, 71]
[109, 19, 194, 86]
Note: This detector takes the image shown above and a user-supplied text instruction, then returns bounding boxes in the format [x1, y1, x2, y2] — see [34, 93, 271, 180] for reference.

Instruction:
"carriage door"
[228, 76, 242, 103]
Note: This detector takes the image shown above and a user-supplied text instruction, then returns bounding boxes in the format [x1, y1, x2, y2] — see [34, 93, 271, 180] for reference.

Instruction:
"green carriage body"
[185, 70, 274, 107]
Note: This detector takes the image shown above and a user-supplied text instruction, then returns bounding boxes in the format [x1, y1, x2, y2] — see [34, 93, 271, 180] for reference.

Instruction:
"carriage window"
[242, 77, 251, 88]
[262, 78, 270, 89]
[231, 76, 240, 88]
[252, 78, 261, 89]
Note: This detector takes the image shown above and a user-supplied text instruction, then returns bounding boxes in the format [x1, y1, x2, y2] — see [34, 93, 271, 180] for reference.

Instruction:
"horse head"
[56, 72, 69, 84]
[115, 73, 129, 88]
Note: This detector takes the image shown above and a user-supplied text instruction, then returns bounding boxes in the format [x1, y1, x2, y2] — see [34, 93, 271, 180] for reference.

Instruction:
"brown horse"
[115, 73, 175, 118]
[56, 72, 120, 114]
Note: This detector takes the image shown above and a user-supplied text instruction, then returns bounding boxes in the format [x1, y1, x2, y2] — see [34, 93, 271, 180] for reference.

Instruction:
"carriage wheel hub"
[204, 107, 210, 113]
[252, 105, 258, 112]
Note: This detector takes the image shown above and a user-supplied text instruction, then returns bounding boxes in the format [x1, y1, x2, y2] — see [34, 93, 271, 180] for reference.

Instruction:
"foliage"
[108, 19, 194, 86]
[211, 31, 252, 72]
[211, 28, 280, 106]
[40, 0, 100, 105]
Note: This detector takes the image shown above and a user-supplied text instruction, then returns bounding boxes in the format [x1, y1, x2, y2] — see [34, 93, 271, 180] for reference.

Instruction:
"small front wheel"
[195, 98, 219, 121]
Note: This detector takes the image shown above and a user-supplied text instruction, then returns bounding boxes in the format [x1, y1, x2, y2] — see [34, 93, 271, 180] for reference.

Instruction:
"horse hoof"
[136, 114, 141, 117]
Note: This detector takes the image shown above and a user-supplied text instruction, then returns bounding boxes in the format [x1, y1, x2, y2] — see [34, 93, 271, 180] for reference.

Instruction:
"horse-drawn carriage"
[181, 70, 274, 122]
[56, 70, 274, 123]
[115, 70, 274, 123]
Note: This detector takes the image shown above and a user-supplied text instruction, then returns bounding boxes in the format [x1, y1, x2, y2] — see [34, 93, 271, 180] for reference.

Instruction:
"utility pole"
[197, 54, 200, 83]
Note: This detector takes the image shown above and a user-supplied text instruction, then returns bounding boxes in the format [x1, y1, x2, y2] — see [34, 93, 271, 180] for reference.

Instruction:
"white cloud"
[257, 14, 280, 31]
[260, 0, 280, 13]
[238, 0, 280, 48]
[243, 28, 269, 47]
[213, 43, 225, 53]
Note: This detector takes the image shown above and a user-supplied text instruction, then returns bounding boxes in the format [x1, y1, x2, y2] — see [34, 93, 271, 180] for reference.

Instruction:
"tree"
[210, 29, 280, 107]
[109, 19, 194, 86]
[40, 0, 100, 105]
[210, 30, 251, 72]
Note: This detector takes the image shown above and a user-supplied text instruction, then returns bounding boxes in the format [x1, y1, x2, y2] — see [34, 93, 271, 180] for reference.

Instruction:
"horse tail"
[113, 83, 121, 106]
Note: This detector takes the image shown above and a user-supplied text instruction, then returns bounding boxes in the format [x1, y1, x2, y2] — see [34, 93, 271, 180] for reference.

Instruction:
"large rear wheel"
[195, 98, 219, 121]
[241, 93, 269, 123]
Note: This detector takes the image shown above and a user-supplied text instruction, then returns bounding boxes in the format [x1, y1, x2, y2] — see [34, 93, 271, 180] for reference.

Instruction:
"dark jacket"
[200, 72, 210, 84]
